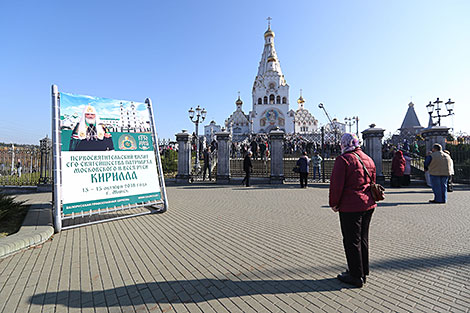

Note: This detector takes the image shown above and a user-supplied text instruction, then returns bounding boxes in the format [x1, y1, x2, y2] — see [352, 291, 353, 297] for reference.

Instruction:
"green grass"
[0, 193, 28, 238]
[0, 172, 42, 186]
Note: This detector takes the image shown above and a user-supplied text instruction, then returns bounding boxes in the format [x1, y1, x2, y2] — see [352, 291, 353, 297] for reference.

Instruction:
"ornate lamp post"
[188, 105, 207, 170]
[344, 117, 354, 133]
[344, 116, 359, 136]
[426, 97, 455, 127]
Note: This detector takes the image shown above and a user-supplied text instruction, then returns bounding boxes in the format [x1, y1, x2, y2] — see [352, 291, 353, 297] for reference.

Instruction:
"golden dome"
[297, 96, 305, 104]
[264, 27, 275, 37]
[236, 97, 243, 105]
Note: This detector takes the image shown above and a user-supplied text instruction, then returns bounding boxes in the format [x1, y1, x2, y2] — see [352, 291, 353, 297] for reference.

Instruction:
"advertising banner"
[59, 92, 161, 214]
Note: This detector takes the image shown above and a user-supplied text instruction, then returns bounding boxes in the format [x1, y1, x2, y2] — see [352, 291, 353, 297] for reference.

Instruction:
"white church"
[225, 22, 318, 138]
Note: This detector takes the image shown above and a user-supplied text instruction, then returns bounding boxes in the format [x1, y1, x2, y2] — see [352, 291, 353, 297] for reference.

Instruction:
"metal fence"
[0, 144, 48, 186]
[446, 144, 470, 184]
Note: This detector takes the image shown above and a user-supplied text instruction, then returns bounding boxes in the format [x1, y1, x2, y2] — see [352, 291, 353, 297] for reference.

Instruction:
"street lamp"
[426, 97, 455, 126]
[344, 116, 359, 136]
[344, 117, 353, 133]
[318, 103, 339, 143]
[188, 105, 207, 170]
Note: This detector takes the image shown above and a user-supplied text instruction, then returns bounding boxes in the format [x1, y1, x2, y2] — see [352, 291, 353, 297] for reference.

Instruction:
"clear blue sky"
[1, 0, 469, 144]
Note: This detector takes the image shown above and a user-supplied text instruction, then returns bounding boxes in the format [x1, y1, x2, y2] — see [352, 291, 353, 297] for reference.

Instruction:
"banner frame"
[146, 98, 169, 212]
[52, 84, 62, 232]
[51, 85, 168, 232]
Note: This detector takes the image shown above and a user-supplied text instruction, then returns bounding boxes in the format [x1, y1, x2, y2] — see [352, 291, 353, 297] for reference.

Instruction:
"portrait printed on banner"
[69, 104, 115, 151]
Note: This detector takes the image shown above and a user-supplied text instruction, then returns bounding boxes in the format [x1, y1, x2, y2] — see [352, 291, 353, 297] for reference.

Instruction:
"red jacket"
[329, 148, 377, 213]
[391, 151, 406, 176]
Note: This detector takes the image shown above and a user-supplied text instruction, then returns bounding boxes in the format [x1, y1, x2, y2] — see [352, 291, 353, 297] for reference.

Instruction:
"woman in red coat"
[391, 150, 406, 187]
[329, 133, 377, 288]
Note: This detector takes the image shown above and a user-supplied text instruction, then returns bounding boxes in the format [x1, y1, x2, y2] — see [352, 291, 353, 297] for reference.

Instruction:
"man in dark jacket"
[296, 151, 310, 188]
[202, 147, 212, 181]
[242, 151, 253, 187]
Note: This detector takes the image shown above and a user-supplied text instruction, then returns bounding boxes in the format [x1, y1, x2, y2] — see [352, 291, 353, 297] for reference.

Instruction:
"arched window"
[282, 97, 287, 104]
[276, 96, 281, 104]
[263, 96, 268, 104]
[258, 98, 262, 104]
[269, 94, 275, 104]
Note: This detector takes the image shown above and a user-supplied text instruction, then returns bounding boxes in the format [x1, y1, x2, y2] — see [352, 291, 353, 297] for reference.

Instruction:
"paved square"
[1, 184, 469, 312]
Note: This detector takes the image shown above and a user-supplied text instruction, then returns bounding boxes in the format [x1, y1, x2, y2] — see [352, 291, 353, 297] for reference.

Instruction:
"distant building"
[204, 120, 221, 142]
[391, 101, 424, 147]
[225, 96, 251, 141]
[325, 118, 346, 134]
[294, 93, 318, 134]
[399, 102, 423, 135]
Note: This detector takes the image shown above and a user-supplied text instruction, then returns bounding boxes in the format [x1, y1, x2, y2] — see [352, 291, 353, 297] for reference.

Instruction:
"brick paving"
[1, 184, 469, 312]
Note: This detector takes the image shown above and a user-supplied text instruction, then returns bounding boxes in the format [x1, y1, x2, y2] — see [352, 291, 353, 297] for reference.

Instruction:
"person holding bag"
[329, 133, 377, 288]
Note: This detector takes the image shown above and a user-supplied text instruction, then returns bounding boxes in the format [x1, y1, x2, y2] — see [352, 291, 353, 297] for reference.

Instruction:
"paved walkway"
[1, 184, 469, 312]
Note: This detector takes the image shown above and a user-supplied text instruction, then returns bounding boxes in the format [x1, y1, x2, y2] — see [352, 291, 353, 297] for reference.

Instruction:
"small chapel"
[225, 20, 317, 138]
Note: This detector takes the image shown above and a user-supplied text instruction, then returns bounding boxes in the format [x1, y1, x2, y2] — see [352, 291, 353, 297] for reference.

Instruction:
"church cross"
[267, 17, 272, 28]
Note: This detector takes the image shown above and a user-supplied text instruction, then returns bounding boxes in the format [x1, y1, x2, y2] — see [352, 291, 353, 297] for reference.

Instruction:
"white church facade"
[224, 22, 318, 138]
[250, 24, 295, 134]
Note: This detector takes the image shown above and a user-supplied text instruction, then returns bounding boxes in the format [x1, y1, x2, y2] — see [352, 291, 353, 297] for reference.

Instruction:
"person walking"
[391, 150, 405, 187]
[424, 143, 453, 203]
[202, 147, 212, 181]
[329, 133, 377, 288]
[242, 151, 253, 187]
[312, 151, 322, 180]
[296, 151, 310, 188]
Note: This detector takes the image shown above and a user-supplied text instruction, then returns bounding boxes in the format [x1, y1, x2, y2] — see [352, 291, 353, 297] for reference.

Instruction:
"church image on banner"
[225, 21, 318, 139]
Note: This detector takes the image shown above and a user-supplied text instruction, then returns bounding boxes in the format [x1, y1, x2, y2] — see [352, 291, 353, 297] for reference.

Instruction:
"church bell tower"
[250, 18, 293, 134]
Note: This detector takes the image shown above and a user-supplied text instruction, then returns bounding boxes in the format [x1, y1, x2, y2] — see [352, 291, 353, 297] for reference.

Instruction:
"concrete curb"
[0, 204, 54, 259]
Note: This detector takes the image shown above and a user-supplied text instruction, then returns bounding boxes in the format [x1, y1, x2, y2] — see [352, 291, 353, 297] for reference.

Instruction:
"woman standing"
[391, 150, 405, 187]
[329, 133, 377, 288]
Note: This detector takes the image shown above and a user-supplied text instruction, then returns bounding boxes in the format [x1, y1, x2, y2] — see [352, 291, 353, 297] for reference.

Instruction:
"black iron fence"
[446, 144, 470, 184]
[0, 143, 50, 186]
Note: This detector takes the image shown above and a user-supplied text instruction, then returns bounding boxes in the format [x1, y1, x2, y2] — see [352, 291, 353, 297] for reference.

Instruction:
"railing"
[230, 158, 270, 177]
[0, 146, 47, 186]
[190, 149, 217, 182]
[446, 144, 470, 184]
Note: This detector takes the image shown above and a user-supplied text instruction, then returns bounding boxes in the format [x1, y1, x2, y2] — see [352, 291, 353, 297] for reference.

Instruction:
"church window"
[269, 83, 275, 89]
[276, 96, 281, 104]
[282, 97, 287, 104]
[258, 98, 262, 104]
[269, 94, 275, 104]
[263, 96, 268, 104]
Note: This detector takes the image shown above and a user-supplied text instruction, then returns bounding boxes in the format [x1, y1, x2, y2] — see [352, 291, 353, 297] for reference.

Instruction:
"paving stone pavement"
[0, 184, 469, 312]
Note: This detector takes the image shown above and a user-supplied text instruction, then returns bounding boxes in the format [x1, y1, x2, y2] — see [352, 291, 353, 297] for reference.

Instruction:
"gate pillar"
[362, 125, 385, 185]
[216, 131, 231, 184]
[269, 128, 285, 184]
[176, 130, 192, 184]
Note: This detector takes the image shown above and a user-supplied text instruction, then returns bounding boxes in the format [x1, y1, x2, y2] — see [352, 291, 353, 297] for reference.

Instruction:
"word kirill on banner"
[51, 85, 168, 232]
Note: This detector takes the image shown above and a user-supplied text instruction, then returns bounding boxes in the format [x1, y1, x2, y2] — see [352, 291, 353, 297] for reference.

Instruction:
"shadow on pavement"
[377, 202, 426, 207]
[29, 278, 352, 307]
